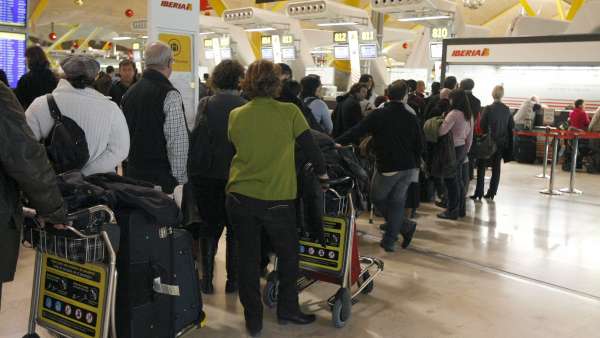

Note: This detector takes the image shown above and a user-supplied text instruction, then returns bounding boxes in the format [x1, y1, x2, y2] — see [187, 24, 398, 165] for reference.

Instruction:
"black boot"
[199, 237, 217, 294]
[225, 231, 238, 294]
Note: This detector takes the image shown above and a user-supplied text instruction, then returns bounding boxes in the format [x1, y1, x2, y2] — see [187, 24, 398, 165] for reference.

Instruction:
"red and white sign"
[446, 41, 600, 64]
[160, 1, 193, 11]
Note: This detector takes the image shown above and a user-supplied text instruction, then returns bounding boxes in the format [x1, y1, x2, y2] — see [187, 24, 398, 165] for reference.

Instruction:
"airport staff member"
[0, 82, 67, 308]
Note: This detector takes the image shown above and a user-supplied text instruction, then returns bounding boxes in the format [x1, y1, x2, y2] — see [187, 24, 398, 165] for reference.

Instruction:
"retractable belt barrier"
[514, 129, 600, 196]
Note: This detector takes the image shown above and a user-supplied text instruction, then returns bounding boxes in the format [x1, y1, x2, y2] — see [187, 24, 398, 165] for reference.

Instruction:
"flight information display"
[0, 0, 28, 27]
[0, 32, 27, 88]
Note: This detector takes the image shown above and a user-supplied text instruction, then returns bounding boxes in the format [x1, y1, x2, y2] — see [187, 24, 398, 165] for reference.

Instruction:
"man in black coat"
[423, 76, 458, 119]
[0, 82, 67, 307]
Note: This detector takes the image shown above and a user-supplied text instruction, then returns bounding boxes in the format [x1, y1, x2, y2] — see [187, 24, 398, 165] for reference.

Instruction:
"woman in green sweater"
[226, 60, 328, 337]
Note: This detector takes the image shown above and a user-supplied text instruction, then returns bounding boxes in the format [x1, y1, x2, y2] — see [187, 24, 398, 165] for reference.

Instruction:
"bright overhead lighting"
[244, 27, 276, 32]
[317, 22, 358, 27]
[112, 36, 132, 41]
[141, 35, 148, 39]
[199, 31, 216, 35]
[398, 15, 451, 22]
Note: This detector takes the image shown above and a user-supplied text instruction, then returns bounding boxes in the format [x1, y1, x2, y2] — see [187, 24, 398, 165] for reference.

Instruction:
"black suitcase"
[514, 135, 537, 164]
[115, 209, 204, 338]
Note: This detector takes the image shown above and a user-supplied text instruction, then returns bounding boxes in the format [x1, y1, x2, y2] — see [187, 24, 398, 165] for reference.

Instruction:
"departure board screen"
[0, 32, 27, 88]
[0, 0, 28, 27]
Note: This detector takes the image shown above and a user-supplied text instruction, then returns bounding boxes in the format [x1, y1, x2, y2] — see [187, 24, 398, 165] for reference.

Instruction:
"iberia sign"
[451, 48, 490, 57]
[160, 1, 193, 11]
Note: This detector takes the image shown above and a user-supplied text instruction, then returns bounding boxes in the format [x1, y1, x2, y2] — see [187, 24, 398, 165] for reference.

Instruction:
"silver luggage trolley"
[22, 205, 118, 338]
[263, 177, 384, 328]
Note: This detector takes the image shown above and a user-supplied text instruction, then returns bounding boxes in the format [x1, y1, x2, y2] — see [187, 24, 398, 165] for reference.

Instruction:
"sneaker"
[400, 222, 417, 249]
[379, 240, 396, 252]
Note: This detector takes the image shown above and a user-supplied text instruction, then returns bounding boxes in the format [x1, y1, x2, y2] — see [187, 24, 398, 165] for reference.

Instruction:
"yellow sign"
[281, 35, 294, 45]
[203, 38, 213, 48]
[37, 254, 108, 338]
[299, 216, 347, 273]
[261, 35, 272, 46]
[159, 33, 192, 72]
[361, 31, 374, 42]
[333, 31, 348, 43]
[220, 36, 230, 48]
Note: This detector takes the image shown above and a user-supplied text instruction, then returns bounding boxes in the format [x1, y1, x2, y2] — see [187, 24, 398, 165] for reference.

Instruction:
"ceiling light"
[199, 31, 216, 35]
[317, 21, 358, 27]
[398, 15, 451, 22]
[141, 36, 148, 39]
[112, 36, 132, 41]
[244, 27, 276, 32]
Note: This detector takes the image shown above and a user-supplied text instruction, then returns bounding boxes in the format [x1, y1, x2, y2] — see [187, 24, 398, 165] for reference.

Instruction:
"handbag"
[471, 133, 497, 159]
[188, 97, 214, 176]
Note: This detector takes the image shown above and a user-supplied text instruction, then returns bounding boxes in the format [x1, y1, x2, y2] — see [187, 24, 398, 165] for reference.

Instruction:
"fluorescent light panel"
[244, 27, 276, 32]
[112, 36, 132, 41]
[398, 15, 450, 22]
[317, 21, 358, 27]
[199, 31, 216, 35]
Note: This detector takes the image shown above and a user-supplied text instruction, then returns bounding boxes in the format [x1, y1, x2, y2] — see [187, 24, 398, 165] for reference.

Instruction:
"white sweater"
[26, 79, 130, 176]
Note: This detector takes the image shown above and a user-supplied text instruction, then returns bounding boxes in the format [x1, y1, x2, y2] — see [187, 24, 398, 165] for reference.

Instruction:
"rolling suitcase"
[514, 135, 537, 164]
[115, 209, 204, 338]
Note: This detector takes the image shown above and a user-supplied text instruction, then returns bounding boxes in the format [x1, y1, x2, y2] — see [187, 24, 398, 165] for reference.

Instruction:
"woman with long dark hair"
[437, 89, 474, 220]
[15, 46, 58, 109]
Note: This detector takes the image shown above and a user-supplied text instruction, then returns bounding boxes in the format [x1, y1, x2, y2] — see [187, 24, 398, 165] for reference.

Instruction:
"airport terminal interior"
[1, 0, 600, 338]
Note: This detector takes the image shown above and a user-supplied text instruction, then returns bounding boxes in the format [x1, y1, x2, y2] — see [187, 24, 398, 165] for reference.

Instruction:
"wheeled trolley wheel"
[331, 288, 352, 328]
[262, 272, 279, 308]
[360, 271, 374, 295]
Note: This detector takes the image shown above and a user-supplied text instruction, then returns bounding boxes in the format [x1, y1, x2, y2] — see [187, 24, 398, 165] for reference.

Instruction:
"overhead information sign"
[0, 32, 26, 88]
[261, 35, 272, 46]
[159, 33, 192, 72]
[0, 0, 27, 27]
[281, 35, 294, 45]
[431, 27, 449, 40]
[360, 31, 375, 42]
[333, 32, 348, 43]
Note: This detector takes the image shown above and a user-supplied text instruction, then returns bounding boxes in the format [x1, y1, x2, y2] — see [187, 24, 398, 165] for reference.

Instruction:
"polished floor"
[2, 163, 600, 338]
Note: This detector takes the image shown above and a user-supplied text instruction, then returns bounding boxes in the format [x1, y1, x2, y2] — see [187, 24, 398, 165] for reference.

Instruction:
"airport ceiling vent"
[370, 0, 455, 14]
[286, 0, 370, 20]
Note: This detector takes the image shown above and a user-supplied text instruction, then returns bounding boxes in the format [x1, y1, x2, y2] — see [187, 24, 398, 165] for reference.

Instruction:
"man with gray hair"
[122, 41, 189, 194]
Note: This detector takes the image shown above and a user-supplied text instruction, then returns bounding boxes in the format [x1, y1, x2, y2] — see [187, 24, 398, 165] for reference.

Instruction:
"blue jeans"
[444, 146, 468, 216]
[371, 169, 417, 244]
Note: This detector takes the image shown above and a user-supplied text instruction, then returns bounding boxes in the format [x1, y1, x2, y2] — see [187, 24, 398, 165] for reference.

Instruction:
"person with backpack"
[300, 75, 332, 134]
[1, 81, 68, 308]
[25, 55, 130, 176]
[188, 60, 247, 295]
[332, 82, 368, 138]
[277, 79, 323, 132]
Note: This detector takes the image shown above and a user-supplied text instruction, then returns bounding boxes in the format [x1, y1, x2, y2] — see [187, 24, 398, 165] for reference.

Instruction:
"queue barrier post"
[540, 134, 562, 196]
[560, 134, 583, 194]
[536, 127, 551, 179]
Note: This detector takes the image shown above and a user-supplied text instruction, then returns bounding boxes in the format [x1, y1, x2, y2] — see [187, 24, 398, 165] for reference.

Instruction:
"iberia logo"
[451, 48, 490, 57]
[160, 1, 193, 11]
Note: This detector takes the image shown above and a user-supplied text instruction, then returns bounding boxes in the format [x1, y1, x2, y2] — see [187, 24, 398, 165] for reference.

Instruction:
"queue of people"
[1, 40, 524, 336]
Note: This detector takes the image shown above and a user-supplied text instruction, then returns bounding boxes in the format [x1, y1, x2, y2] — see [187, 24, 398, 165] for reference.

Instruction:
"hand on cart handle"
[23, 207, 71, 230]
[36, 217, 70, 230]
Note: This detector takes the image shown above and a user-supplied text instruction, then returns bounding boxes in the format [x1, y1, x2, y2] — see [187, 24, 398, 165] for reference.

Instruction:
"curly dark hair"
[241, 60, 281, 99]
[210, 60, 245, 90]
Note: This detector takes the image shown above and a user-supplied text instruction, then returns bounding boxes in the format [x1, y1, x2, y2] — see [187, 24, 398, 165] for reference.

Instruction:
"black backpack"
[331, 95, 348, 138]
[44, 94, 89, 174]
[188, 96, 214, 177]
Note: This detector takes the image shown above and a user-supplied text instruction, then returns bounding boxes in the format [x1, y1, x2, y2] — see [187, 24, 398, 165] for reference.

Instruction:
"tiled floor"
[2, 162, 600, 338]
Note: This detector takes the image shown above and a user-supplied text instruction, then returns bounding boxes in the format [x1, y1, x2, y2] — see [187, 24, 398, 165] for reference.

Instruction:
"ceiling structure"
[26, 0, 580, 55]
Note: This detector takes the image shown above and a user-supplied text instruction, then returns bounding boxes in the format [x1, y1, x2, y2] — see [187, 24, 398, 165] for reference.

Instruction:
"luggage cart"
[263, 177, 384, 328]
[22, 205, 118, 338]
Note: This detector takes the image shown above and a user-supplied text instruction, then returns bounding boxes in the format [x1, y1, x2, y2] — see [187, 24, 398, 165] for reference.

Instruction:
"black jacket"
[0, 82, 65, 282]
[336, 101, 423, 173]
[332, 94, 363, 138]
[109, 80, 134, 106]
[481, 101, 515, 160]
[122, 69, 178, 193]
[466, 92, 482, 118]
[189, 92, 247, 180]
[277, 94, 323, 132]
[15, 67, 58, 109]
